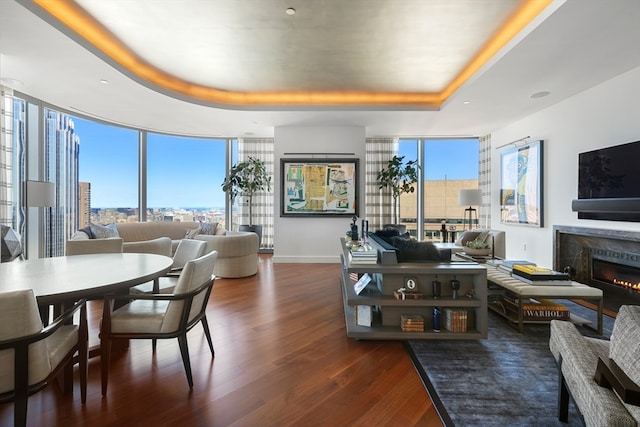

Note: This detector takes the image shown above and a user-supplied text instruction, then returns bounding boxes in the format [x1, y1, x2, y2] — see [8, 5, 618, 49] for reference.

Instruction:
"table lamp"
[26, 180, 56, 207]
[459, 189, 481, 230]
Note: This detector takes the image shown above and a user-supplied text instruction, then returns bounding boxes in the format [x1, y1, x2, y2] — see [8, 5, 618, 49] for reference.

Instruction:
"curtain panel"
[364, 138, 397, 231]
[0, 87, 15, 227]
[237, 138, 275, 249]
[479, 134, 491, 229]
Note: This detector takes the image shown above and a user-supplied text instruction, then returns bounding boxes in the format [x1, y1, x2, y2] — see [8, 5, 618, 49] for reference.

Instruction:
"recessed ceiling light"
[99, 79, 109, 84]
[285, 7, 296, 15]
[463, 100, 471, 105]
[530, 91, 550, 99]
[0, 77, 24, 87]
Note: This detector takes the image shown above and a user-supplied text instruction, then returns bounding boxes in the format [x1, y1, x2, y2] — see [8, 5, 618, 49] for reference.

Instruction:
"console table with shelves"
[339, 238, 488, 340]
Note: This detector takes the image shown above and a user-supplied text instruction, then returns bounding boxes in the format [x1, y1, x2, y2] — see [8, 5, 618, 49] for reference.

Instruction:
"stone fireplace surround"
[553, 225, 640, 312]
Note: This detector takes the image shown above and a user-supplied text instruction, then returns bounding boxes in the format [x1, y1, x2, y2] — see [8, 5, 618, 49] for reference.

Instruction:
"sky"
[73, 116, 227, 208]
[399, 139, 479, 181]
[72, 116, 478, 208]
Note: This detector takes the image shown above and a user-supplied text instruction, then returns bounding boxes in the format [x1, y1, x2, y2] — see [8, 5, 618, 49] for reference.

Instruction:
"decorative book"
[512, 264, 569, 281]
[400, 314, 424, 332]
[502, 298, 570, 320]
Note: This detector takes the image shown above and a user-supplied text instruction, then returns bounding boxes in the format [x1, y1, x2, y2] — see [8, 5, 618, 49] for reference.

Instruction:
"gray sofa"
[549, 305, 640, 426]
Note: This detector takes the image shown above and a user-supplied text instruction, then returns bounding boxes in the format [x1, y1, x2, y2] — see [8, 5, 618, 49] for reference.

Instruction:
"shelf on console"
[339, 238, 488, 340]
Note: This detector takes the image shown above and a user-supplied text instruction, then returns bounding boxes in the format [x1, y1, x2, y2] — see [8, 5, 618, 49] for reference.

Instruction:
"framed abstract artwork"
[500, 140, 543, 227]
[281, 158, 359, 217]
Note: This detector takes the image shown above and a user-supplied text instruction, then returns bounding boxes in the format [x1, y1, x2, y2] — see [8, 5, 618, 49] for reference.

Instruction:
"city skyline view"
[72, 114, 478, 209]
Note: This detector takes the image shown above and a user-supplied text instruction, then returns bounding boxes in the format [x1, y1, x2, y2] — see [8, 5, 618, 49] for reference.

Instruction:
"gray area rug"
[406, 300, 614, 427]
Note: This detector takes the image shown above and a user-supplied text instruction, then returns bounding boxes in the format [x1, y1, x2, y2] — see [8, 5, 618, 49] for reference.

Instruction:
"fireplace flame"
[613, 278, 640, 290]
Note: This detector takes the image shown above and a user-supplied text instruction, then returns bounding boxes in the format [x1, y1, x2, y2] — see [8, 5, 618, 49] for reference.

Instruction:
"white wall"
[490, 66, 640, 267]
[273, 126, 365, 262]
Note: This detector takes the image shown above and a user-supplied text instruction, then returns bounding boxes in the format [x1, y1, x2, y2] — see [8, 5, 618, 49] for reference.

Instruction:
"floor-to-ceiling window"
[2, 90, 276, 256]
[398, 138, 479, 241]
[147, 133, 227, 227]
[73, 116, 139, 226]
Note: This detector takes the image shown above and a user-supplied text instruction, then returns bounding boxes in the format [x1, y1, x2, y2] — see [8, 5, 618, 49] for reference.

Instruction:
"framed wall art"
[281, 158, 359, 217]
[500, 140, 543, 227]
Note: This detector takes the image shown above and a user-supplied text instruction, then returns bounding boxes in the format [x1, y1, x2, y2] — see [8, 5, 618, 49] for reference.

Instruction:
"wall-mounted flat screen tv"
[577, 140, 640, 221]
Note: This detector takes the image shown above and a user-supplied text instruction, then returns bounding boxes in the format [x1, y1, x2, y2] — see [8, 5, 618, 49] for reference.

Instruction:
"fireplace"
[554, 226, 640, 312]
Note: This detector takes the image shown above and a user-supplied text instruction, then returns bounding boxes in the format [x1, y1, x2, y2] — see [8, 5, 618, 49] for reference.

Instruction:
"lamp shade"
[459, 189, 481, 207]
[26, 180, 56, 207]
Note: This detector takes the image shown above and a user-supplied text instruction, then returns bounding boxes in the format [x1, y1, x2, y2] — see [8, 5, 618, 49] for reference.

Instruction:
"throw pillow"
[79, 225, 95, 239]
[184, 227, 201, 239]
[89, 223, 119, 239]
[198, 222, 218, 235]
[474, 230, 490, 244]
[454, 230, 482, 246]
[374, 227, 410, 245]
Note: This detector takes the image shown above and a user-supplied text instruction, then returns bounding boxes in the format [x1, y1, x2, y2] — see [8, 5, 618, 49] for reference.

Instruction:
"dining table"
[0, 252, 173, 394]
[0, 252, 173, 306]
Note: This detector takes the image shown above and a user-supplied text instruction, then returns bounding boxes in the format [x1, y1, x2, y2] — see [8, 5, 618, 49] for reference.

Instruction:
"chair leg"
[558, 357, 569, 422]
[152, 338, 157, 353]
[15, 345, 28, 427]
[201, 316, 215, 357]
[177, 334, 194, 388]
[101, 298, 116, 396]
[15, 394, 27, 427]
[79, 304, 88, 403]
[101, 336, 112, 396]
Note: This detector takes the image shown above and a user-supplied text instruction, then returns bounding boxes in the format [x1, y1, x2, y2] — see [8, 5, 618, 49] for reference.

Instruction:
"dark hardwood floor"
[0, 255, 442, 427]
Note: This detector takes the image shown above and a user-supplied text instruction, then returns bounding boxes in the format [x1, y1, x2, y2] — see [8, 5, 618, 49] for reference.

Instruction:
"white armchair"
[100, 250, 218, 395]
[0, 290, 88, 427]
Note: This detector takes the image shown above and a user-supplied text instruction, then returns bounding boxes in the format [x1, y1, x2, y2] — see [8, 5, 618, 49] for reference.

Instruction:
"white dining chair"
[0, 289, 88, 427]
[131, 238, 208, 293]
[100, 250, 218, 395]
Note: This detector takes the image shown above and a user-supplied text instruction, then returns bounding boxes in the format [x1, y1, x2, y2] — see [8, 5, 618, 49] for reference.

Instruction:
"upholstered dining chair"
[131, 238, 208, 293]
[100, 250, 218, 395]
[65, 236, 123, 255]
[0, 290, 88, 427]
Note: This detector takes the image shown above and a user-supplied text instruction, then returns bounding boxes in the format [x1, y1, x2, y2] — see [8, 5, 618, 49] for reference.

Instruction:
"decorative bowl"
[464, 247, 492, 256]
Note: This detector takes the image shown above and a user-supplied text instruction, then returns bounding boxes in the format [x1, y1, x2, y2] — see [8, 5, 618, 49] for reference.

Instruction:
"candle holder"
[450, 276, 461, 299]
[432, 276, 441, 299]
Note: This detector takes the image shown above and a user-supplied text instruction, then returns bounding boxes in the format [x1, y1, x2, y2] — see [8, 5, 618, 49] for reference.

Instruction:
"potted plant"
[376, 155, 419, 227]
[222, 156, 271, 245]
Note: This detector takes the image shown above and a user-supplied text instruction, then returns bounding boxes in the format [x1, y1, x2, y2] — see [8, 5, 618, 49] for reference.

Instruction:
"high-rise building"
[44, 110, 80, 256]
[78, 182, 91, 228]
